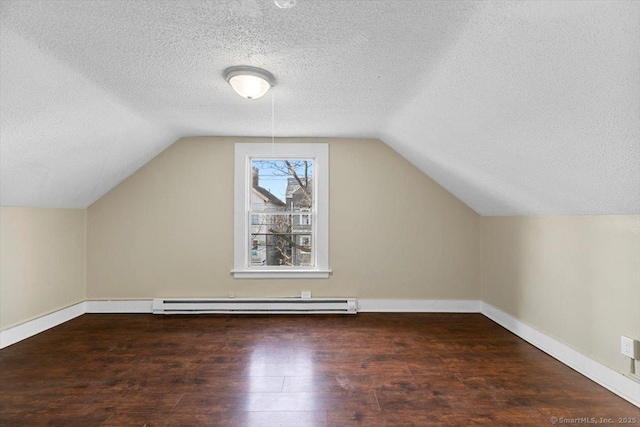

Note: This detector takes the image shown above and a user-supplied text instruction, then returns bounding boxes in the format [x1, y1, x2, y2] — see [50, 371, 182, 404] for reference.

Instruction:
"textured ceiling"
[1, 0, 638, 214]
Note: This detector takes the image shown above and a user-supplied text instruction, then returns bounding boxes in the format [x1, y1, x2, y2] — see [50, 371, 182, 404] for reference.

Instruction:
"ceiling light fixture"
[224, 66, 275, 100]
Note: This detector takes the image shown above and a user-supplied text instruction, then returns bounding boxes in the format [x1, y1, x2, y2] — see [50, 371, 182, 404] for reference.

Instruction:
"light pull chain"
[271, 89, 275, 157]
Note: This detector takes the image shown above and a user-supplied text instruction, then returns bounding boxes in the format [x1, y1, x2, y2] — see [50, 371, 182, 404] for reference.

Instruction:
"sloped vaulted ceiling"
[1, 0, 638, 215]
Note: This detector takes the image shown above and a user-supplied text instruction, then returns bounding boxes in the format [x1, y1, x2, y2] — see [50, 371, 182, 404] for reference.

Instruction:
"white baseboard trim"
[85, 299, 153, 313]
[358, 299, 481, 312]
[482, 302, 640, 408]
[0, 302, 85, 349]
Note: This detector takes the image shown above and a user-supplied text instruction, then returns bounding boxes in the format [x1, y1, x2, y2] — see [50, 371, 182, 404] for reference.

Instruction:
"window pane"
[251, 159, 313, 211]
[249, 213, 313, 267]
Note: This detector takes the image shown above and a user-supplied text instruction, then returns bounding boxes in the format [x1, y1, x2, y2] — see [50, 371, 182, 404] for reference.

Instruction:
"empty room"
[1, 0, 639, 425]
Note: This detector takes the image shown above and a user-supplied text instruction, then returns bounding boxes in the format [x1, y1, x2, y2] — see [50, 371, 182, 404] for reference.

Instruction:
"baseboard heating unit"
[152, 298, 358, 315]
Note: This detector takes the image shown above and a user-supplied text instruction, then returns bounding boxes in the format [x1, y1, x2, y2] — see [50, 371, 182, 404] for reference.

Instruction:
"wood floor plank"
[0, 313, 637, 426]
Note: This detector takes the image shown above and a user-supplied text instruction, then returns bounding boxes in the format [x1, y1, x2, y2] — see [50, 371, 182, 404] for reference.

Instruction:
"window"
[233, 143, 329, 279]
[299, 208, 311, 226]
[299, 236, 311, 247]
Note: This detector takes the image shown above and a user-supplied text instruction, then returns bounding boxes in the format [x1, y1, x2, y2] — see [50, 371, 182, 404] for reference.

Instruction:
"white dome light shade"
[228, 75, 270, 99]
[224, 66, 275, 100]
[274, 0, 297, 8]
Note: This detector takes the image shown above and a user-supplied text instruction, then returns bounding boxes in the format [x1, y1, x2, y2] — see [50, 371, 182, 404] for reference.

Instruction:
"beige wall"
[482, 215, 640, 374]
[0, 207, 86, 330]
[87, 137, 480, 300]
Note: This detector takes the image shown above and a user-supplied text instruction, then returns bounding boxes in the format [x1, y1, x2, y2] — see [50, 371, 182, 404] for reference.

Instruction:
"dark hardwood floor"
[1, 313, 638, 426]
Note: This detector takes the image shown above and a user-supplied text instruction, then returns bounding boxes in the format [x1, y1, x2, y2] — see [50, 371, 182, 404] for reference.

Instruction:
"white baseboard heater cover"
[152, 298, 358, 315]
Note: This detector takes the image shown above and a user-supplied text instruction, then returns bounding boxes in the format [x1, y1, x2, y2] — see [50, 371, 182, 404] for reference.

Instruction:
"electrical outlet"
[301, 291, 312, 299]
[621, 336, 638, 359]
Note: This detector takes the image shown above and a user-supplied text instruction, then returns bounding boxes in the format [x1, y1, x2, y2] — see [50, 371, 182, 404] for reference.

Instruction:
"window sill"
[231, 270, 331, 279]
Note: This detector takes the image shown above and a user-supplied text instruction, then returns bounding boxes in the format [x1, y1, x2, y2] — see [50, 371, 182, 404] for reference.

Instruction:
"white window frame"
[232, 142, 330, 279]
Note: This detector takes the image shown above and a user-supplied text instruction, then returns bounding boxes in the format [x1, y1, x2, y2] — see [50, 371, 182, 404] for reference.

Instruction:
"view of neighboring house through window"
[249, 159, 313, 267]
